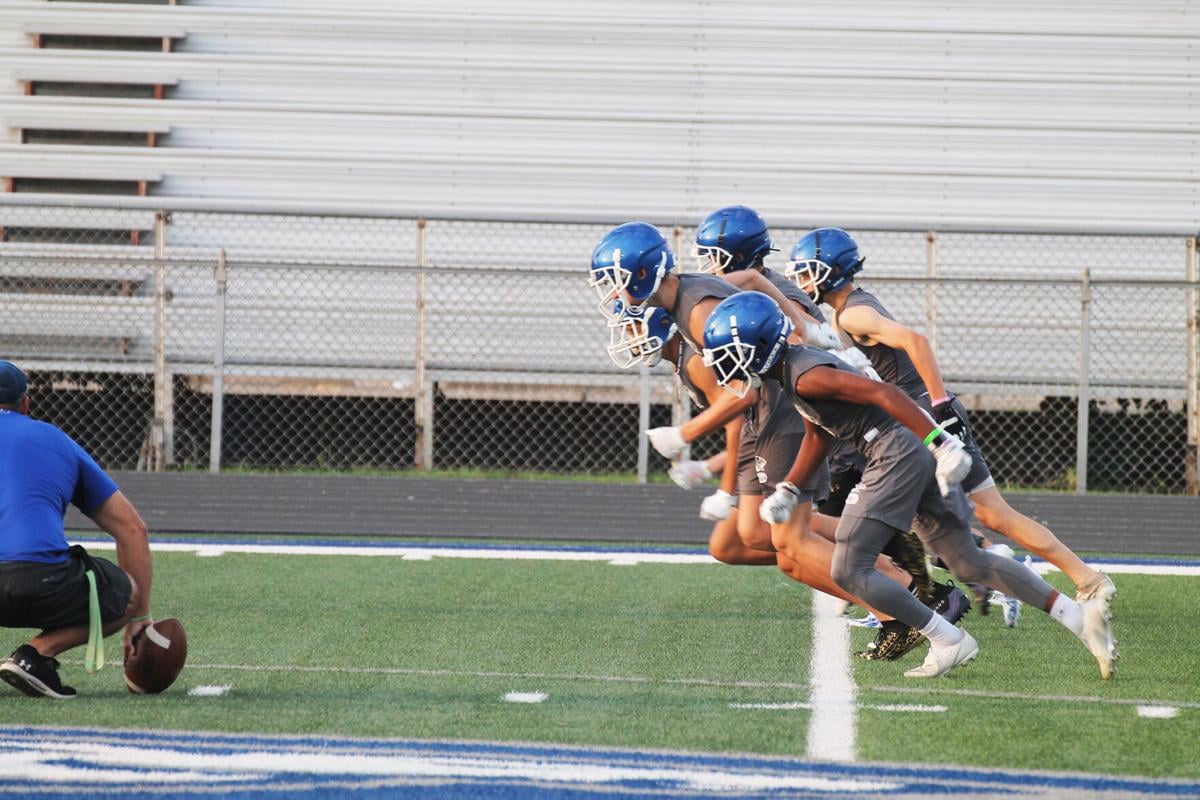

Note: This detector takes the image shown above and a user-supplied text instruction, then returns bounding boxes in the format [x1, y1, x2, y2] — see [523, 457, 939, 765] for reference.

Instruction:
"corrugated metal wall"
[1, 0, 1196, 230]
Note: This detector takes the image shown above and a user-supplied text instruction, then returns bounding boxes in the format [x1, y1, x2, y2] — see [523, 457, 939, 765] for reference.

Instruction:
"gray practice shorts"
[736, 413, 831, 502]
[838, 425, 974, 542]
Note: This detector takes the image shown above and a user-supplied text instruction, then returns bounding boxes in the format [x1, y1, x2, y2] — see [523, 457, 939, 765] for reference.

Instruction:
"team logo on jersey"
[845, 483, 863, 506]
[755, 456, 768, 484]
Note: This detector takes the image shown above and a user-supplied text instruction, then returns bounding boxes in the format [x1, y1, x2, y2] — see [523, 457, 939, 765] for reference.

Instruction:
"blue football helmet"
[702, 291, 793, 398]
[590, 222, 675, 319]
[785, 227, 865, 302]
[607, 306, 677, 369]
[692, 205, 774, 274]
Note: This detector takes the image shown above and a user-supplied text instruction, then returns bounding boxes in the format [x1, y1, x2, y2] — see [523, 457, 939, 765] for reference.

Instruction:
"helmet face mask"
[702, 338, 758, 398]
[785, 227, 863, 303]
[784, 258, 832, 302]
[607, 307, 677, 369]
[690, 242, 735, 275]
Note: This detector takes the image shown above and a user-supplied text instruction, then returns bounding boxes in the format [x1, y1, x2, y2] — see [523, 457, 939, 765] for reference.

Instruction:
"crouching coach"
[0, 360, 153, 698]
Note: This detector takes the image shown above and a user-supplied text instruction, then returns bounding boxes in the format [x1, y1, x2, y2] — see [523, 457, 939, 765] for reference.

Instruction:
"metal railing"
[1, 198, 1197, 494]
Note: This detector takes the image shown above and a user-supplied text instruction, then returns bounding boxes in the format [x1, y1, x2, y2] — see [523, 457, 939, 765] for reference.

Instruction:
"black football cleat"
[856, 620, 925, 661]
[926, 581, 971, 626]
[0, 645, 77, 699]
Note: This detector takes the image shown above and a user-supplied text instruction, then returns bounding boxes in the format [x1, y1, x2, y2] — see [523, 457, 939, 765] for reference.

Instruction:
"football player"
[702, 291, 1117, 679]
[785, 228, 1116, 611]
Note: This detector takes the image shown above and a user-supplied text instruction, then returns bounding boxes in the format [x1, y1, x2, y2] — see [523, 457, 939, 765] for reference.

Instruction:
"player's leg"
[969, 485, 1114, 600]
[709, 504, 777, 566]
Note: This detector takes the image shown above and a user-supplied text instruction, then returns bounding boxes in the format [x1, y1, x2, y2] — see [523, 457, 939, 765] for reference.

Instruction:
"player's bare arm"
[837, 303, 948, 400]
[725, 270, 817, 341]
[781, 417, 834, 493]
[793, 364, 939, 443]
[88, 491, 153, 654]
[679, 351, 757, 442]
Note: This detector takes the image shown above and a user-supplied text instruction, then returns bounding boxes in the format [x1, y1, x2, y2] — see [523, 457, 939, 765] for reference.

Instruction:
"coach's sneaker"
[1078, 598, 1118, 680]
[1076, 571, 1117, 604]
[925, 581, 971, 626]
[990, 591, 1021, 628]
[903, 631, 979, 678]
[856, 620, 925, 661]
[0, 645, 77, 699]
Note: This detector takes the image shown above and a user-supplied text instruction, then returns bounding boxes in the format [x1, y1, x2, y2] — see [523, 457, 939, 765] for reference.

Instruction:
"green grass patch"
[852, 572, 1200, 778]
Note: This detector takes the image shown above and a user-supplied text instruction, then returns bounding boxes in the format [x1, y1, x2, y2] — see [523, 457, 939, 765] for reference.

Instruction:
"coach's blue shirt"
[0, 410, 118, 563]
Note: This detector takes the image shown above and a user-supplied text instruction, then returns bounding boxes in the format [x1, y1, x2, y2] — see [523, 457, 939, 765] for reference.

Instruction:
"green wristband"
[922, 425, 945, 447]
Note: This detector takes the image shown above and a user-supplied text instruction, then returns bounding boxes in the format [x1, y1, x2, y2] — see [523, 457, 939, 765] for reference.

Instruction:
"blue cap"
[0, 361, 28, 405]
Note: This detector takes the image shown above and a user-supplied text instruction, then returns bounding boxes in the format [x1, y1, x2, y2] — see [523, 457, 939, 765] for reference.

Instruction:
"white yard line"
[69, 539, 1200, 575]
[804, 591, 856, 762]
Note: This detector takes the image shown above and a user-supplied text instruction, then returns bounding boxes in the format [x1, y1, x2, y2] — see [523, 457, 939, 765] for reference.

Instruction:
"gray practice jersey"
[761, 267, 825, 323]
[672, 341, 708, 411]
[836, 288, 925, 400]
[669, 273, 738, 351]
[779, 344, 896, 455]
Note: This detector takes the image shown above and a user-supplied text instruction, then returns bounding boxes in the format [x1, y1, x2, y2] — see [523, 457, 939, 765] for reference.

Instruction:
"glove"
[830, 347, 881, 381]
[803, 320, 843, 350]
[699, 490, 735, 521]
[669, 459, 712, 490]
[759, 481, 801, 524]
[929, 433, 972, 496]
[931, 394, 972, 439]
[645, 426, 687, 459]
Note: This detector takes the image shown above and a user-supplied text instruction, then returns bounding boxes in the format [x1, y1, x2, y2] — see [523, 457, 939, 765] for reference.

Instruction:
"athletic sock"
[918, 612, 965, 648]
[1048, 592, 1084, 636]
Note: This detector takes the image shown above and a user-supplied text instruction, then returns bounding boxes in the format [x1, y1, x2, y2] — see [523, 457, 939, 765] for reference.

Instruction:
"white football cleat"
[1077, 597, 1118, 680]
[1076, 571, 1116, 604]
[989, 591, 1021, 628]
[903, 631, 979, 678]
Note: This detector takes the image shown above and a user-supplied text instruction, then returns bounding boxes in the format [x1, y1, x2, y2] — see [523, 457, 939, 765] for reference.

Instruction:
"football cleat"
[888, 531, 935, 602]
[925, 581, 971, 626]
[990, 591, 1021, 628]
[847, 612, 881, 629]
[856, 620, 925, 661]
[1077, 598, 1118, 680]
[968, 583, 991, 615]
[0, 645, 77, 699]
[1076, 571, 1117, 604]
[903, 631, 980, 678]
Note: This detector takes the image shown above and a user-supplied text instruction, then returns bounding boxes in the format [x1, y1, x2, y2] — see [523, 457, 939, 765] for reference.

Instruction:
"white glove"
[699, 490, 735, 521]
[645, 426, 687, 459]
[803, 320, 843, 350]
[830, 346, 880, 381]
[759, 481, 801, 524]
[669, 459, 712, 490]
[929, 433, 972, 496]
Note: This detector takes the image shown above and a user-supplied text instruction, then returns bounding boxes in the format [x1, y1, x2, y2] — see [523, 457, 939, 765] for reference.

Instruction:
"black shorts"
[815, 467, 864, 518]
[0, 545, 131, 631]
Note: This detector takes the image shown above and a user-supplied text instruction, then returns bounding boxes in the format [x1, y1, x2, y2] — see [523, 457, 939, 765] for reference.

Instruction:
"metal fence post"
[637, 366, 650, 483]
[1076, 267, 1092, 494]
[151, 210, 174, 471]
[209, 249, 227, 474]
[1187, 236, 1199, 495]
[925, 230, 938, 352]
[414, 218, 434, 470]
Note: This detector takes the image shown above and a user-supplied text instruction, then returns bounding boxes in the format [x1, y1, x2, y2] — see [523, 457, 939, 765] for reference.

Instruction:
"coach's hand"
[669, 459, 712, 490]
[759, 481, 801, 524]
[929, 434, 972, 496]
[124, 617, 153, 662]
[646, 426, 687, 459]
[699, 490, 734, 521]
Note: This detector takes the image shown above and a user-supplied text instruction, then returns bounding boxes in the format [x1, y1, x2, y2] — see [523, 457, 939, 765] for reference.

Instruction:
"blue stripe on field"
[64, 536, 1200, 566]
[1, 726, 1197, 799]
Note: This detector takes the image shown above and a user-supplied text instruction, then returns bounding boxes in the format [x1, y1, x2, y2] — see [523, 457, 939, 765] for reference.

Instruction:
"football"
[124, 618, 188, 694]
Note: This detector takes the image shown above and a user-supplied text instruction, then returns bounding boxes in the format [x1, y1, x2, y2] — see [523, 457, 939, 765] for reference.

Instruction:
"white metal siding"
[0, 0, 1196, 230]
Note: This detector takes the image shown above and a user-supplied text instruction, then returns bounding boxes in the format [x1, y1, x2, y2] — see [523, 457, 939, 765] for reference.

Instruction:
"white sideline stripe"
[187, 685, 231, 697]
[68, 539, 1200, 575]
[873, 685, 1200, 710]
[503, 691, 548, 704]
[1135, 705, 1179, 719]
[805, 591, 855, 762]
[732, 702, 945, 714]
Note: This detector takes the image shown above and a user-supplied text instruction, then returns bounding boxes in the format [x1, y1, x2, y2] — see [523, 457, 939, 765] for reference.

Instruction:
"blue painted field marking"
[1, 726, 1197, 799]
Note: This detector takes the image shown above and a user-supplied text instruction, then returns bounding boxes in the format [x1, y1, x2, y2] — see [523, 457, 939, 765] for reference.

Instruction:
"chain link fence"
[1, 202, 1197, 494]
